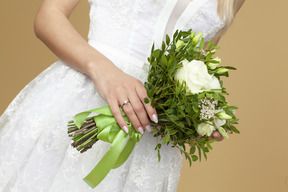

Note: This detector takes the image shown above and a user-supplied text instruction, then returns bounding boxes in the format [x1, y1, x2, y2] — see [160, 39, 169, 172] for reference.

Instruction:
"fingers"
[212, 131, 224, 141]
[119, 80, 157, 134]
[108, 98, 129, 134]
[128, 94, 151, 133]
[121, 102, 145, 134]
[135, 82, 158, 123]
[105, 77, 157, 135]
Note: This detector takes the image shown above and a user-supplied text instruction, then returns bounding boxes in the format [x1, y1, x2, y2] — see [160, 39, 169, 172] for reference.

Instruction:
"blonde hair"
[216, 0, 240, 37]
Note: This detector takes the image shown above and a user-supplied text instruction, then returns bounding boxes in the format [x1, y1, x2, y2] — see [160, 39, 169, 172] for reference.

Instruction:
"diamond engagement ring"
[121, 100, 130, 108]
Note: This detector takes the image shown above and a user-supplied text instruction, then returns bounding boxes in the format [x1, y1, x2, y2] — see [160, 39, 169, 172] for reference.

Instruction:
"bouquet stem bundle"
[68, 118, 99, 153]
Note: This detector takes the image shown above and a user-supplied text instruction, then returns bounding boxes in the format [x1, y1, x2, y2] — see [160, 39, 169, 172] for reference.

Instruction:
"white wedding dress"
[0, 0, 225, 191]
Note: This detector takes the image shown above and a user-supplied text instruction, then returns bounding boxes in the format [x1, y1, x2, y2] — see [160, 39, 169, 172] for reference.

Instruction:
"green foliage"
[144, 98, 150, 104]
[146, 29, 239, 166]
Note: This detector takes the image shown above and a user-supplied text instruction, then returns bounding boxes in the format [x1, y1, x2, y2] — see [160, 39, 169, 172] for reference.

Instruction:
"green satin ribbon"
[73, 106, 142, 189]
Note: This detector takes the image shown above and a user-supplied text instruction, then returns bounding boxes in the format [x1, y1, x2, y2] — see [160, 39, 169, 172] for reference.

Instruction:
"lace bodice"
[88, 0, 224, 62]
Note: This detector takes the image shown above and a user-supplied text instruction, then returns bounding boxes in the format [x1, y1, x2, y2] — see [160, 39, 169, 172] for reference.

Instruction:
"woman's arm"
[34, 0, 106, 76]
[34, 0, 157, 134]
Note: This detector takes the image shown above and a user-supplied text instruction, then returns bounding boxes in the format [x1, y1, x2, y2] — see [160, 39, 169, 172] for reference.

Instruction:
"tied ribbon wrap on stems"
[73, 106, 142, 188]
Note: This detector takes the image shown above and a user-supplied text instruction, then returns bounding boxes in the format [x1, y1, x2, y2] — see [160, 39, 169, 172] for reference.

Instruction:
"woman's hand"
[88, 60, 157, 134]
[210, 130, 233, 141]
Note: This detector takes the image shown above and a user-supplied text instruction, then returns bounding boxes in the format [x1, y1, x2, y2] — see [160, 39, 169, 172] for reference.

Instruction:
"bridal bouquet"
[67, 29, 239, 188]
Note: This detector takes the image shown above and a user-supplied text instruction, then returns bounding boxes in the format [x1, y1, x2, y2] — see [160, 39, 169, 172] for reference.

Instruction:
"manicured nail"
[122, 126, 129, 133]
[152, 114, 158, 123]
[138, 127, 144, 134]
[145, 125, 151, 132]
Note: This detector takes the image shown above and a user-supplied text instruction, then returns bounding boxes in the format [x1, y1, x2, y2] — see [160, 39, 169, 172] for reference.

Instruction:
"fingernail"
[145, 125, 151, 132]
[152, 114, 158, 123]
[122, 126, 129, 133]
[138, 127, 144, 134]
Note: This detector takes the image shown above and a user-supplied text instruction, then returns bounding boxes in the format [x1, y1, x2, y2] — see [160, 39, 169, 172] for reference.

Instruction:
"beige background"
[1, 1, 287, 192]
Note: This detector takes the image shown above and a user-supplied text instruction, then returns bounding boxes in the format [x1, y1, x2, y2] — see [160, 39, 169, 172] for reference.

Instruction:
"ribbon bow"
[73, 106, 142, 188]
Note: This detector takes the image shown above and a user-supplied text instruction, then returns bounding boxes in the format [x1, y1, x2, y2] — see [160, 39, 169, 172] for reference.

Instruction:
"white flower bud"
[190, 31, 196, 39]
[217, 127, 229, 139]
[207, 57, 221, 70]
[216, 112, 232, 120]
[175, 40, 185, 51]
[207, 63, 219, 70]
[192, 32, 203, 45]
[215, 68, 229, 74]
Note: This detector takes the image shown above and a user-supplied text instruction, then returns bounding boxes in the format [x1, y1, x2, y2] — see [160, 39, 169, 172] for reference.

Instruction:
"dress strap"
[153, 0, 178, 48]
[173, 0, 209, 32]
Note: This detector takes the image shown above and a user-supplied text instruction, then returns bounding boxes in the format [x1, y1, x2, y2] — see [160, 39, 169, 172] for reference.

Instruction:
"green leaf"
[199, 38, 205, 50]
[162, 41, 166, 50]
[208, 138, 217, 143]
[192, 155, 198, 161]
[158, 149, 161, 162]
[213, 92, 222, 101]
[206, 93, 212, 98]
[169, 115, 180, 121]
[152, 49, 161, 58]
[161, 55, 168, 65]
[229, 106, 239, 110]
[198, 145, 202, 161]
[173, 30, 179, 41]
[203, 147, 209, 152]
[207, 143, 213, 150]
[203, 151, 207, 160]
[155, 143, 161, 150]
[192, 104, 199, 113]
[151, 43, 155, 53]
[190, 146, 196, 154]
[178, 122, 185, 128]
[231, 126, 240, 134]
[144, 98, 149, 104]
[222, 66, 237, 70]
[186, 153, 192, 166]
[197, 93, 205, 99]
[166, 34, 170, 45]
[228, 119, 239, 124]
[166, 108, 175, 114]
[163, 133, 170, 144]
[207, 40, 214, 49]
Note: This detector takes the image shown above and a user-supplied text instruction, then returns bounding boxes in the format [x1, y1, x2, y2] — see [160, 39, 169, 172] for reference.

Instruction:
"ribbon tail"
[112, 138, 136, 169]
[83, 131, 127, 188]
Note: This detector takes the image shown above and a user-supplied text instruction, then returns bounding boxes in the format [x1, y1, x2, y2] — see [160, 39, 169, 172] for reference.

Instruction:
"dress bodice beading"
[87, 0, 225, 64]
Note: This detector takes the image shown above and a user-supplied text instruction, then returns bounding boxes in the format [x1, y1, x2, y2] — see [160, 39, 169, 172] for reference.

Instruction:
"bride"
[0, 0, 244, 191]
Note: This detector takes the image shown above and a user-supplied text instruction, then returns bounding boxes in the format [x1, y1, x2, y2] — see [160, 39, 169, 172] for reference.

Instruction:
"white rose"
[197, 122, 215, 137]
[175, 59, 221, 94]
